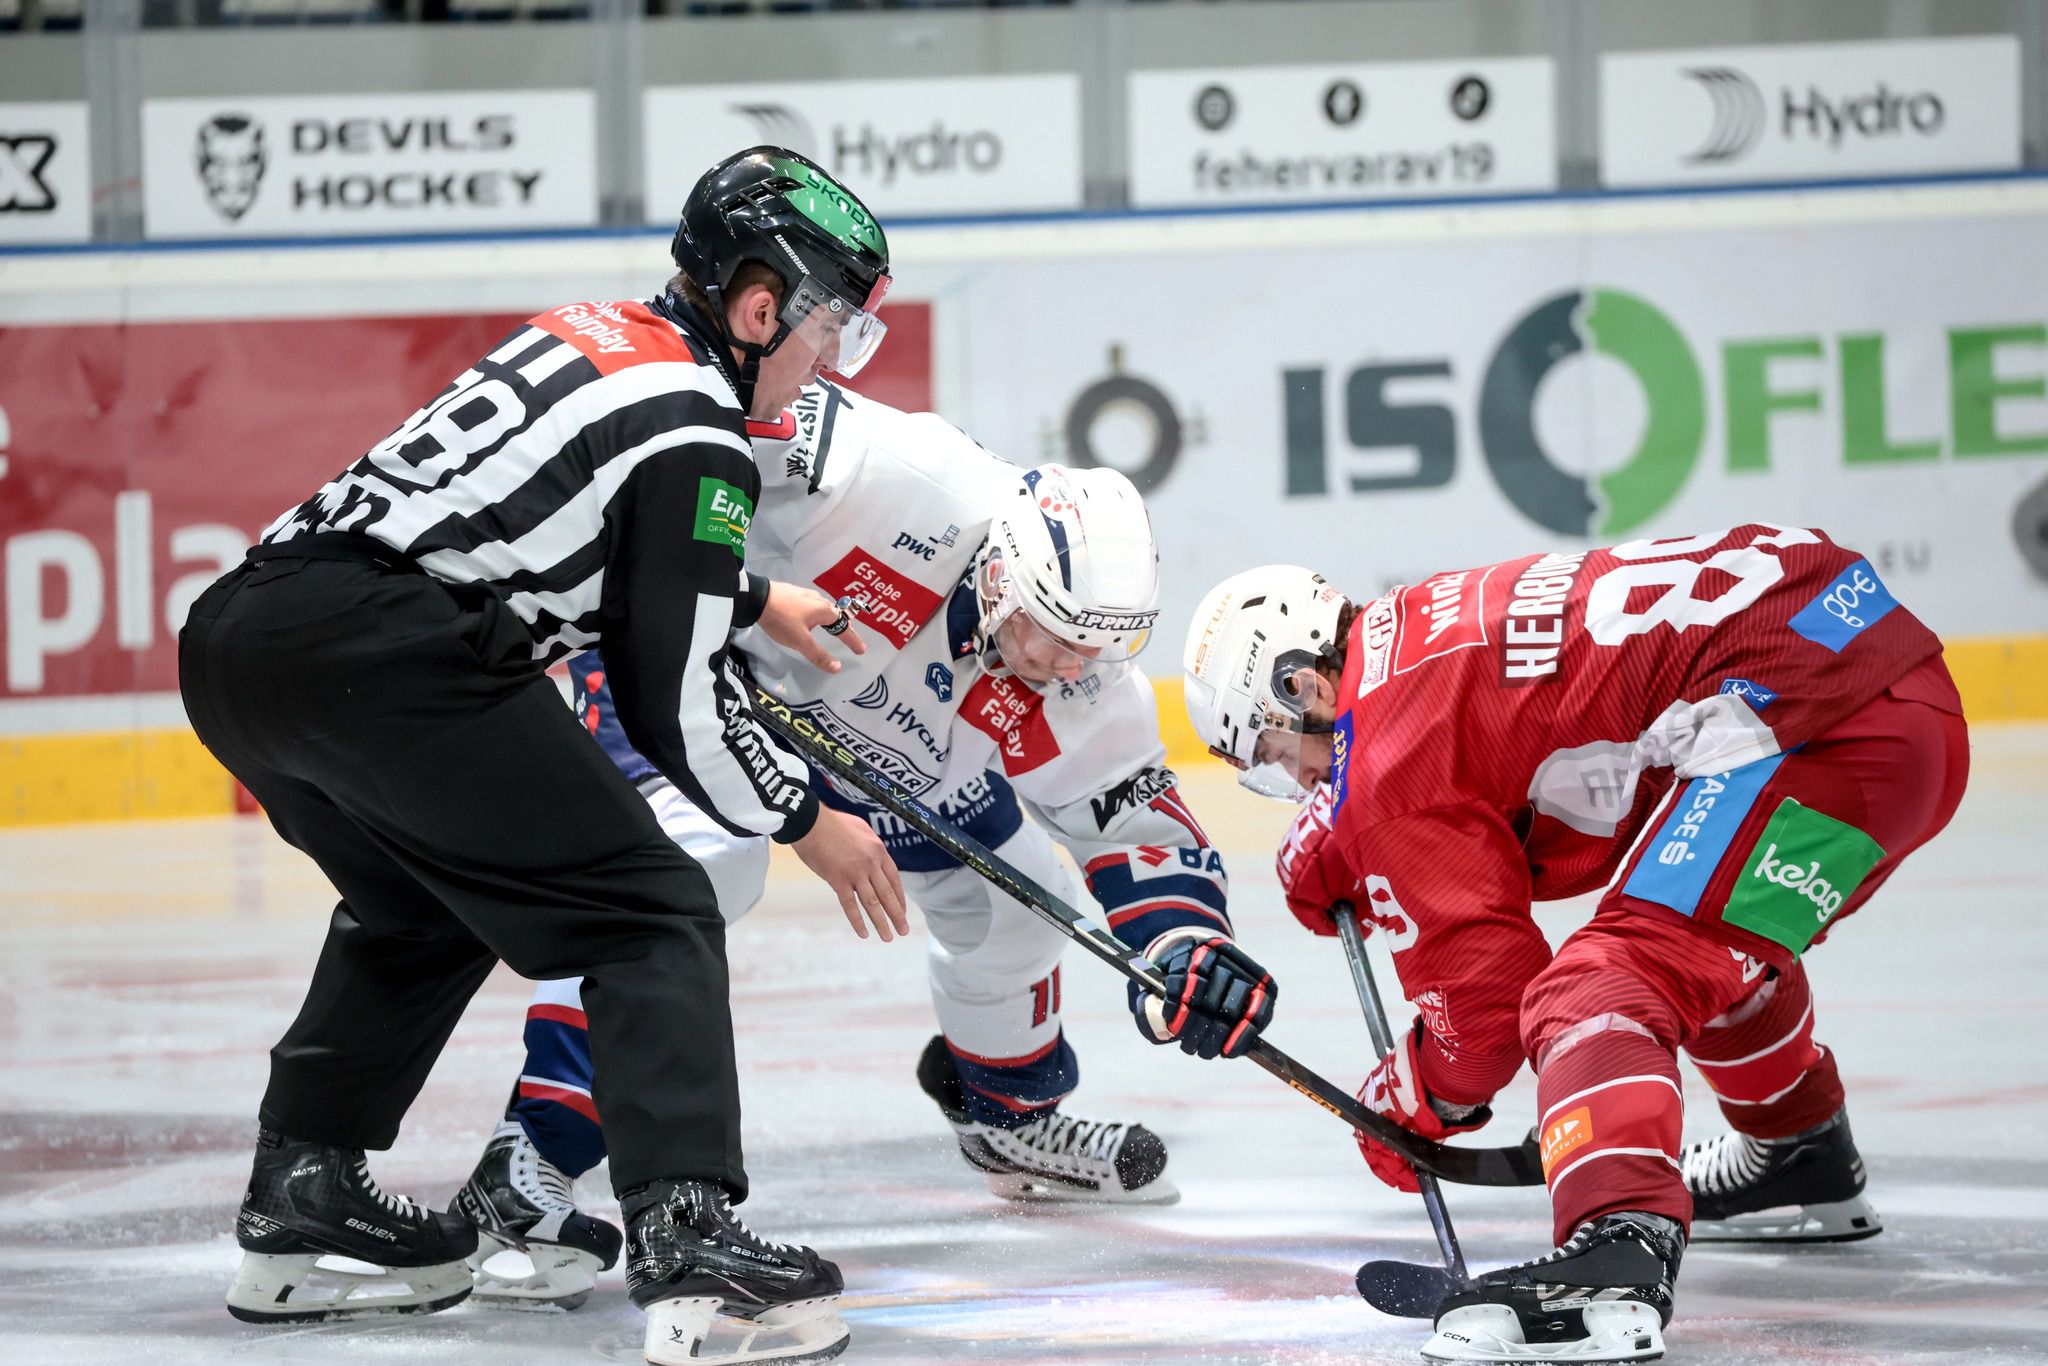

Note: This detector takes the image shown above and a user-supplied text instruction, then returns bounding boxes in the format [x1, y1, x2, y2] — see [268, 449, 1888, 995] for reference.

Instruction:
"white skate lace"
[352, 1155, 423, 1220]
[1681, 1130, 1769, 1198]
[509, 1134, 578, 1214]
[711, 1189, 794, 1256]
[1015, 1112, 1126, 1170]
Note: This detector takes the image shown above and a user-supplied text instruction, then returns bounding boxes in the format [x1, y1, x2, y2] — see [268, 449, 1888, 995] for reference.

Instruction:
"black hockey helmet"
[670, 147, 893, 380]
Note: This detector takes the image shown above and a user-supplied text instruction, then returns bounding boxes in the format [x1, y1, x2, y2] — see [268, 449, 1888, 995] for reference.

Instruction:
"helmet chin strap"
[970, 546, 1021, 672]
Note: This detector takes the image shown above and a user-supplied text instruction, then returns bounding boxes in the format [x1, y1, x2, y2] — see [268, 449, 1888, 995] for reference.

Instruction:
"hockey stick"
[1334, 903, 1473, 1318]
[748, 681, 1545, 1189]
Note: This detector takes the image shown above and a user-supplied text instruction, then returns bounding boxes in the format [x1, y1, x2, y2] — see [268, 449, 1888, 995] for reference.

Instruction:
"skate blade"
[985, 1172, 1182, 1207]
[1422, 1302, 1663, 1363]
[1689, 1194, 1881, 1244]
[645, 1295, 849, 1365]
[225, 1251, 473, 1323]
[468, 1238, 607, 1311]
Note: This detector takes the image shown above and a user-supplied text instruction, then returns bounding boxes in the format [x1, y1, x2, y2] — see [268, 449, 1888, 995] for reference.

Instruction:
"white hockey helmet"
[1183, 565, 1349, 799]
[979, 465, 1161, 683]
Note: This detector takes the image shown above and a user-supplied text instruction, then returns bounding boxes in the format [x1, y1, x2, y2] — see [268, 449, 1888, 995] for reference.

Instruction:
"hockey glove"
[1130, 927, 1277, 1061]
[1276, 784, 1355, 936]
[1355, 1019, 1493, 1192]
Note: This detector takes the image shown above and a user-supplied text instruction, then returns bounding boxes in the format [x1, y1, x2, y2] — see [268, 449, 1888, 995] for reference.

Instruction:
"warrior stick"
[1335, 903, 1475, 1317]
[748, 680, 1544, 1189]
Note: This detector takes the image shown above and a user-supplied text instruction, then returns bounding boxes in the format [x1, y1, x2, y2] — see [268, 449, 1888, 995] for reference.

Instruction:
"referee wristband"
[733, 572, 772, 630]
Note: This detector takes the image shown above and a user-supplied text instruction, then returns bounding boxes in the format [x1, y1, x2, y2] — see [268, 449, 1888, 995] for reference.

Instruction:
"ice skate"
[624, 1178, 849, 1365]
[916, 1034, 1178, 1205]
[224, 1128, 477, 1323]
[1421, 1211, 1682, 1364]
[1681, 1107, 1881, 1243]
[454, 1121, 624, 1309]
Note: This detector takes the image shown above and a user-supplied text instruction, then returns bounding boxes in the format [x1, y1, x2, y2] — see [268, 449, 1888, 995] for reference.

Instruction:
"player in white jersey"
[455, 382, 1281, 1308]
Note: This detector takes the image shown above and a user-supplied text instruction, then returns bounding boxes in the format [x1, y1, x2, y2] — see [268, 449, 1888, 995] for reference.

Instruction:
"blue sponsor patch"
[1622, 753, 1786, 917]
[926, 661, 954, 702]
[1787, 559, 1899, 653]
[1328, 713, 1355, 813]
[1718, 677, 1778, 710]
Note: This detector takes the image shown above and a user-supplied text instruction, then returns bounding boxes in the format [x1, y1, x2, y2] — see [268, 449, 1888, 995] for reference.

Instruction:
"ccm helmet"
[979, 466, 1161, 679]
[1182, 565, 1347, 799]
[670, 147, 893, 390]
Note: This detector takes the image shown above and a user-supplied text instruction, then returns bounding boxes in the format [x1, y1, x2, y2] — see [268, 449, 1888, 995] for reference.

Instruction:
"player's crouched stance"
[1182, 528, 1969, 1363]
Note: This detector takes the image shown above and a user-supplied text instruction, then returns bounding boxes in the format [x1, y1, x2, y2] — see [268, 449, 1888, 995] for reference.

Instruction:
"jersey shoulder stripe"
[528, 300, 702, 377]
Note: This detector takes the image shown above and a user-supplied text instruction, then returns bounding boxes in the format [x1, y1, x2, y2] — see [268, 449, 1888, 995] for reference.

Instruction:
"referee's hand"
[792, 808, 910, 942]
[759, 581, 866, 673]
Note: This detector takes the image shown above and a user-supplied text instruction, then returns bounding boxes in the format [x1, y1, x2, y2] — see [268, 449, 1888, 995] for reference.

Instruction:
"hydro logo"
[1479, 289, 1705, 537]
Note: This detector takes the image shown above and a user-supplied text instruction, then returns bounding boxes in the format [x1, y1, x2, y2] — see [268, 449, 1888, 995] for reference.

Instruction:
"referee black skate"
[184, 147, 905, 1364]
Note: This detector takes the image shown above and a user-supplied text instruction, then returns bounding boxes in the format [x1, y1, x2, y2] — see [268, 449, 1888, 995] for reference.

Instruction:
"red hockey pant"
[1519, 660, 1969, 1243]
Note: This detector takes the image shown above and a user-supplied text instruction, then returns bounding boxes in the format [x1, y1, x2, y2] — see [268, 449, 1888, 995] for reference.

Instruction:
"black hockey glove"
[1129, 928, 1277, 1060]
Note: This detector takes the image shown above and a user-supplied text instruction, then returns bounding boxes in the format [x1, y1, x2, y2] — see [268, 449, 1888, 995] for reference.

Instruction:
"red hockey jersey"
[1322, 524, 1946, 1096]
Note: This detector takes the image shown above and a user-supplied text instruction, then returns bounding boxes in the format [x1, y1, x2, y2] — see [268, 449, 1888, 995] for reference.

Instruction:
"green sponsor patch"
[1723, 798, 1885, 955]
[771, 156, 886, 258]
[694, 478, 753, 555]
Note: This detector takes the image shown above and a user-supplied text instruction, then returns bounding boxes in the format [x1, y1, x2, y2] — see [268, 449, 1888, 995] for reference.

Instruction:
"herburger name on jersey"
[1500, 549, 1591, 684]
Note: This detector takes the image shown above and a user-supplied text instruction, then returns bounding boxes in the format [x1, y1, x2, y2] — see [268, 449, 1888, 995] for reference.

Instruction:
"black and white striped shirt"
[262, 295, 818, 843]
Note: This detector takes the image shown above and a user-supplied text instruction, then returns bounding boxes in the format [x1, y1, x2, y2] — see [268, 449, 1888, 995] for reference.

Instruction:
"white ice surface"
[3, 733, 2046, 1365]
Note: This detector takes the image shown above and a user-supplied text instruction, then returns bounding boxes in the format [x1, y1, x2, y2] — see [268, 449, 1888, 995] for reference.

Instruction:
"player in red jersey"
[1181, 525, 1969, 1363]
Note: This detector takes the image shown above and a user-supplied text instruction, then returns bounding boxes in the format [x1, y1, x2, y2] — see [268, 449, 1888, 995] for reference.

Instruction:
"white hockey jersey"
[730, 381, 1232, 946]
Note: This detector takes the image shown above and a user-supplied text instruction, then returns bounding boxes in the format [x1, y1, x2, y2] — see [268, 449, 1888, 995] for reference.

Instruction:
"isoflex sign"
[1285, 288, 2048, 536]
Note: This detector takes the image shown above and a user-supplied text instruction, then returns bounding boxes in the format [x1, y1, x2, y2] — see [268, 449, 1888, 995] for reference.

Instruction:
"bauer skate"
[624, 1178, 848, 1365]
[224, 1127, 476, 1323]
[1681, 1106, 1881, 1243]
[1421, 1212, 1682, 1364]
[916, 1034, 1178, 1205]
[454, 1121, 624, 1309]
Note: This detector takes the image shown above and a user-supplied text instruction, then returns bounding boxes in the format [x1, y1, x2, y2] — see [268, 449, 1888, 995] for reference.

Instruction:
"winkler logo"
[1478, 289, 1707, 537]
[1682, 67, 1766, 165]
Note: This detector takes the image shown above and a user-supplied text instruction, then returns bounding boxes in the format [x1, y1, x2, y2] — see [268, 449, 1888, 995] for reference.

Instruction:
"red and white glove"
[1275, 783, 1356, 936]
[1354, 1020, 1493, 1192]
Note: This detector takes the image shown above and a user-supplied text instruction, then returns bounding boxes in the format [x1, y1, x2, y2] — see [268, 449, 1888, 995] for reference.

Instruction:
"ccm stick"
[748, 680, 1544, 1188]
[1335, 903, 1477, 1318]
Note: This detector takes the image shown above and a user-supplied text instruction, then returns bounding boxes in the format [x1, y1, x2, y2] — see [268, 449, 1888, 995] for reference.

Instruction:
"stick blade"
[1354, 1258, 1461, 1319]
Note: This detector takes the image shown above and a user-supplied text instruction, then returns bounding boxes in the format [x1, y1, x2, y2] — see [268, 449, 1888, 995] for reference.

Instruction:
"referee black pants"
[179, 543, 747, 1197]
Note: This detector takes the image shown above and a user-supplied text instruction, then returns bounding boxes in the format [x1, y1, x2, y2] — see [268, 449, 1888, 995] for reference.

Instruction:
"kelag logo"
[1286, 286, 2048, 538]
[1478, 289, 1705, 536]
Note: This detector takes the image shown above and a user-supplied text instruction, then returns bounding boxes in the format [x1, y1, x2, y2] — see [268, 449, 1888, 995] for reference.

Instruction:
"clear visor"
[1214, 660, 1328, 802]
[1247, 725, 1319, 802]
[995, 609, 1149, 690]
[779, 276, 890, 378]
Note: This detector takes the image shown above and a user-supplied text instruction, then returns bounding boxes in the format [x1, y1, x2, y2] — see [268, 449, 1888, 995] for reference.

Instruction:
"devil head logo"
[196, 114, 267, 222]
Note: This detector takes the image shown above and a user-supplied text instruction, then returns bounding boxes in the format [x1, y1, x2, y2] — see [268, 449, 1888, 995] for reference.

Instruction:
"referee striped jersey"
[260, 295, 818, 843]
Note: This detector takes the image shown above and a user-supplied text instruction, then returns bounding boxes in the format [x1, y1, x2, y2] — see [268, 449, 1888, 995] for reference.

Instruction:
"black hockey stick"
[1334, 902, 1473, 1318]
[748, 681, 1545, 1189]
